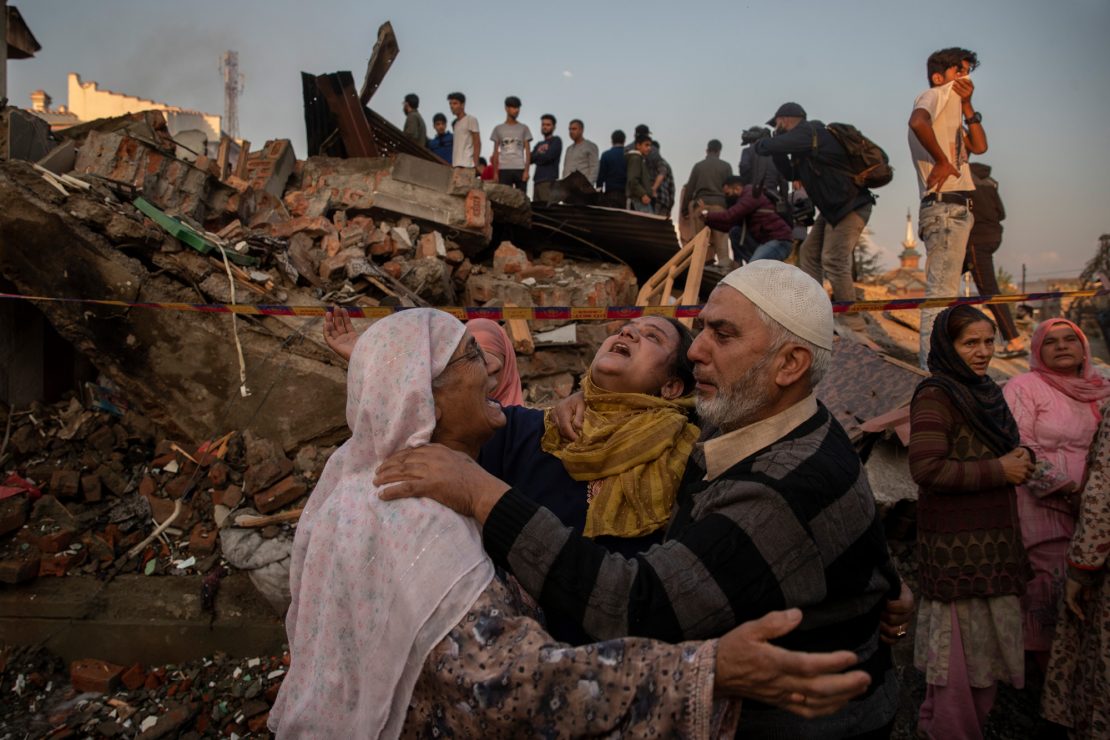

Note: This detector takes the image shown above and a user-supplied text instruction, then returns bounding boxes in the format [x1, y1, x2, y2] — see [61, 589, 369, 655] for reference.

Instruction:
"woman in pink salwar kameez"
[1003, 318, 1110, 670]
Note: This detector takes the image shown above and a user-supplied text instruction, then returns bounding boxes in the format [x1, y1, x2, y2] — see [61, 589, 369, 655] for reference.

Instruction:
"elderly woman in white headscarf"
[270, 308, 870, 738]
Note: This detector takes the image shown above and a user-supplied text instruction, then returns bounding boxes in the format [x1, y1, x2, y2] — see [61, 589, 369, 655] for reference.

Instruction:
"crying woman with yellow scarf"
[540, 317, 699, 541]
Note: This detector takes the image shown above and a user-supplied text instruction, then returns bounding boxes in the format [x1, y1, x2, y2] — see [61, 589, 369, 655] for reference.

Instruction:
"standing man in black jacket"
[754, 103, 875, 334]
[966, 163, 1025, 357]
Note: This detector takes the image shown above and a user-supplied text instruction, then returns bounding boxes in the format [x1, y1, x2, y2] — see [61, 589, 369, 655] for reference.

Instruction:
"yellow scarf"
[541, 374, 700, 538]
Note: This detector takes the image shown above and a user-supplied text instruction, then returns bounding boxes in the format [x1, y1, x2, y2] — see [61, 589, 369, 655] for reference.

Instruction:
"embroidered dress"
[1041, 402, 1110, 737]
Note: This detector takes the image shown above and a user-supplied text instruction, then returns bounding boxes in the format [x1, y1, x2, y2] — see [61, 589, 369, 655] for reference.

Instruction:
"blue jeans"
[918, 200, 974, 368]
[750, 239, 792, 262]
[630, 200, 653, 214]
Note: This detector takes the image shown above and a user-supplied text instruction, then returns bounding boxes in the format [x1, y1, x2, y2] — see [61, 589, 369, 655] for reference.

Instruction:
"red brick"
[464, 189, 490, 230]
[119, 663, 145, 691]
[493, 242, 530, 274]
[70, 659, 124, 693]
[0, 556, 40, 584]
[417, 233, 442, 259]
[163, 476, 192, 500]
[380, 260, 403, 279]
[538, 250, 565, 267]
[271, 215, 336, 240]
[39, 551, 82, 577]
[189, 524, 218, 556]
[138, 475, 157, 498]
[207, 461, 229, 487]
[142, 493, 189, 525]
[318, 247, 364, 282]
[80, 474, 103, 503]
[444, 249, 465, 266]
[248, 713, 270, 733]
[518, 265, 556, 281]
[453, 258, 473, 284]
[254, 476, 307, 514]
[244, 457, 293, 495]
[369, 233, 396, 258]
[49, 470, 80, 499]
[32, 529, 73, 554]
[0, 497, 29, 536]
[151, 452, 176, 468]
[212, 484, 243, 509]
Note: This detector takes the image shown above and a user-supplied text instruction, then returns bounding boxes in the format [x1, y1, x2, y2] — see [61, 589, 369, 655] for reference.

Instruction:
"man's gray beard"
[695, 356, 774, 431]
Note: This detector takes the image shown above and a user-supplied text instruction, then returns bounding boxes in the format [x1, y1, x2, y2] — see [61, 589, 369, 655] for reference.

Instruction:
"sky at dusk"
[9, 0, 1109, 282]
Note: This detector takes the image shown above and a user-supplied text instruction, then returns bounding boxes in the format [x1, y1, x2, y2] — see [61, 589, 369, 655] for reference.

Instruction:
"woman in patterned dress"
[1041, 400, 1110, 738]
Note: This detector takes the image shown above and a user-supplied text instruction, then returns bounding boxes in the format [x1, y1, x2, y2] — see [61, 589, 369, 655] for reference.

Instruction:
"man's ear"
[660, 377, 686, 400]
[930, 72, 945, 87]
[774, 344, 813, 388]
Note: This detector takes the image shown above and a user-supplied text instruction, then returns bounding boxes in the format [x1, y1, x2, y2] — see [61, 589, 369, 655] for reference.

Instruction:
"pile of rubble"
[0, 644, 288, 738]
[0, 394, 326, 589]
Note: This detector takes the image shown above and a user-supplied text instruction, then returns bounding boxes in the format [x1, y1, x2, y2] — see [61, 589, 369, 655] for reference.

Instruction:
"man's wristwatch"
[964, 111, 983, 126]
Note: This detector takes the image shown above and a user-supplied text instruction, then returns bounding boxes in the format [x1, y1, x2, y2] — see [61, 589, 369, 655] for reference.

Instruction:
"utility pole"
[1, 0, 9, 104]
[1021, 263, 1027, 294]
[219, 50, 243, 140]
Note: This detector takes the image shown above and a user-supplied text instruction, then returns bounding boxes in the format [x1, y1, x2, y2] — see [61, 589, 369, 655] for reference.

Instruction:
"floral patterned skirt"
[914, 595, 1024, 688]
[1041, 571, 1109, 737]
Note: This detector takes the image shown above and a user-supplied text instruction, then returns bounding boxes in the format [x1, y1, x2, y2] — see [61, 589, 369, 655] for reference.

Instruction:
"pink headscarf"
[466, 318, 525, 406]
[1029, 318, 1110, 404]
[270, 309, 494, 738]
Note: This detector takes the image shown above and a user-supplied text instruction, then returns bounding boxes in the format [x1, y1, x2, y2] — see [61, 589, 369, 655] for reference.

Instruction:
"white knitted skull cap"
[718, 261, 834, 350]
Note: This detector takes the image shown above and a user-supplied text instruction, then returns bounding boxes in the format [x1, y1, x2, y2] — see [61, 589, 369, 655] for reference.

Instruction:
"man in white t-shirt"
[908, 47, 988, 368]
[447, 92, 481, 173]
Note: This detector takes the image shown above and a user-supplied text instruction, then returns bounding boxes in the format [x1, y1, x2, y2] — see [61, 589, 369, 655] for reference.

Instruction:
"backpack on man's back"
[811, 123, 894, 189]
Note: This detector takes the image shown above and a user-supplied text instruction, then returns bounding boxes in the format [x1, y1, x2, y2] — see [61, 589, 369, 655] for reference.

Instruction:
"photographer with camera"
[754, 103, 876, 335]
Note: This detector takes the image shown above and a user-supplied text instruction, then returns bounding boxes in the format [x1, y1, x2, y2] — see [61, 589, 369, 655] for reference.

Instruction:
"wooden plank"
[233, 139, 251, 180]
[360, 21, 399, 105]
[503, 303, 535, 355]
[215, 135, 231, 180]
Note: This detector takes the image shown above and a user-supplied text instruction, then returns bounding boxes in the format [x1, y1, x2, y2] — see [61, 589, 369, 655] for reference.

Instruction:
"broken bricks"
[70, 659, 125, 693]
[253, 476, 307, 515]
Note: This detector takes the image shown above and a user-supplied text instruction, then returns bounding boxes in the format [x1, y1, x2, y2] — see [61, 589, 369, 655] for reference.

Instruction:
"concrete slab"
[0, 573, 285, 664]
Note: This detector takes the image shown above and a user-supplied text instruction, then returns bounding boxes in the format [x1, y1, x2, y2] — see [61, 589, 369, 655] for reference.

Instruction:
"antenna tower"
[219, 50, 244, 139]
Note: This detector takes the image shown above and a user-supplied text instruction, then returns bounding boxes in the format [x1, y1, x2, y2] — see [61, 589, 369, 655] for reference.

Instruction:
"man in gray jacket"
[682, 139, 734, 266]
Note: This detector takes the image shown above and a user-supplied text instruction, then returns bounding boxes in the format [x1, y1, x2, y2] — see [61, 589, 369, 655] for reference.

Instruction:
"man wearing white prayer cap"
[377, 260, 911, 738]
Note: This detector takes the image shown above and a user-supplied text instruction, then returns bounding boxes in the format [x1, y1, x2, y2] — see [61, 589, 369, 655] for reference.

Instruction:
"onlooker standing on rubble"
[402, 94, 427, 147]
[427, 113, 454, 164]
[625, 134, 654, 214]
[596, 130, 628, 208]
[562, 119, 599, 185]
[626, 124, 666, 201]
[966, 162, 1025, 357]
[489, 96, 533, 192]
[653, 144, 675, 217]
[908, 47, 988, 368]
[448, 92, 481, 173]
[755, 102, 875, 337]
[682, 139, 733, 266]
[531, 114, 562, 203]
[702, 176, 793, 265]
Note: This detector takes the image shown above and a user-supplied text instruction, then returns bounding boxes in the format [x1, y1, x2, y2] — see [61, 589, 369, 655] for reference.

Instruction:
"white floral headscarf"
[270, 309, 494, 738]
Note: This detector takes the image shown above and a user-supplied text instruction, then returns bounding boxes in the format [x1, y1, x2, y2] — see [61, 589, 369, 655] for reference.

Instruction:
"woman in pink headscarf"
[465, 318, 524, 406]
[1003, 318, 1110, 671]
